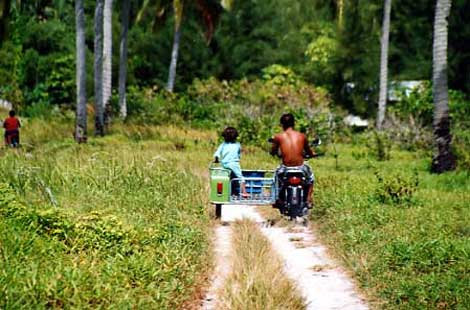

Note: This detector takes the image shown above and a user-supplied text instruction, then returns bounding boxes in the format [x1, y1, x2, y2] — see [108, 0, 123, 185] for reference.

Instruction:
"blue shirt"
[213, 142, 241, 166]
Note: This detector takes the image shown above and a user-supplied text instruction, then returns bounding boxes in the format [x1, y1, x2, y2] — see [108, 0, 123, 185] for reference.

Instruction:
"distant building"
[0, 99, 12, 111]
[387, 81, 425, 102]
[344, 114, 369, 128]
[344, 80, 426, 102]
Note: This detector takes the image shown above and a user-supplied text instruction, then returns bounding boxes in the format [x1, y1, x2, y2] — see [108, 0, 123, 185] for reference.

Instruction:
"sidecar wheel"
[215, 204, 222, 219]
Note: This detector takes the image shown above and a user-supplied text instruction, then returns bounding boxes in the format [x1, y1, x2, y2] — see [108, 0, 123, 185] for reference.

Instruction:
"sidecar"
[209, 164, 276, 218]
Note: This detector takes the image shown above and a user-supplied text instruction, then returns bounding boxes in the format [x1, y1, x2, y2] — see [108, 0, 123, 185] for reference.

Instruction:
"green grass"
[1, 119, 468, 309]
[221, 219, 306, 309]
[312, 144, 470, 309]
[0, 121, 215, 309]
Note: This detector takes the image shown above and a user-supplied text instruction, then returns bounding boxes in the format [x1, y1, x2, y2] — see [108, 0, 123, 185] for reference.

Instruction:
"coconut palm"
[0, 0, 11, 46]
[118, 0, 130, 119]
[376, 0, 392, 130]
[165, 0, 229, 92]
[94, 0, 105, 136]
[75, 0, 87, 143]
[103, 0, 113, 127]
[166, 0, 183, 92]
[431, 0, 455, 173]
[336, 0, 344, 30]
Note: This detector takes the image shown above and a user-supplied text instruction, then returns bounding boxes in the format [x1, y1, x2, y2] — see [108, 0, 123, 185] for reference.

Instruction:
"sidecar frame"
[209, 165, 276, 218]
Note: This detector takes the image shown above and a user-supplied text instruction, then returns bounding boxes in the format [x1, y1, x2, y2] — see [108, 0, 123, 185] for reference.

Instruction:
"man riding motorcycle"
[270, 113, 316, 209]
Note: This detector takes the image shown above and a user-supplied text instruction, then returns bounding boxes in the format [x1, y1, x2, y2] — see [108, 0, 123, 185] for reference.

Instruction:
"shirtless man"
[270, 113, 315, 208]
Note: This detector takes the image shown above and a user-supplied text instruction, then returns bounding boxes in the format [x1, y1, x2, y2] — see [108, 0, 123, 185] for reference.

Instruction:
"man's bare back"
[271, 128, 314, 166]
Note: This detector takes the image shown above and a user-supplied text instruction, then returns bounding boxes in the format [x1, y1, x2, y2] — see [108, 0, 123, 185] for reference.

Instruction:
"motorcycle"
[208, 138, 320, 221]
[270, 138, 320, 220]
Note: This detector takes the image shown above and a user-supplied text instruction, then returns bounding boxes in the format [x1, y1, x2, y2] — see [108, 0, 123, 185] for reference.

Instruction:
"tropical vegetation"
[0, 0, 469, 308]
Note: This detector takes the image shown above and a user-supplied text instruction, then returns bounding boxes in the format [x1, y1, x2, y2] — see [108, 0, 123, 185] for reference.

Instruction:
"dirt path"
[200, 225, 233, 310]
[201, 205, 368, 310]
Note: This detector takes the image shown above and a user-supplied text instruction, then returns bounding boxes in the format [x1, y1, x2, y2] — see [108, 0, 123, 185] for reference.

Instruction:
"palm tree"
[118, 0, 130, 119]
[0, 0, 11, 46]
[165, 0, 228, 92]
[336, 0, 344, 30]
[94, 0, 105, 136]
[103, 0, 113, 127]
[431, 0, 455, 173]
[376, 0, 392, 130]
[75, 0, 87, 143]
[166, 0, 183, 92]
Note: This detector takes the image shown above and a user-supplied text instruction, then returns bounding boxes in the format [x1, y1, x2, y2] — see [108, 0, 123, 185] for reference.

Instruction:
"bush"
[391, 81, 470, 129]
[453, 129, 470, 173]
[261, 64, 299, 86]
[374, 170, 419, 205]
[127, 77, 334, 145]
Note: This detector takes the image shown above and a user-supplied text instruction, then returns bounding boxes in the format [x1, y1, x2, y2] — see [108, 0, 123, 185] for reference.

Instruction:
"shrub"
[127, 77, 334, 146]
[453, 129, 470, 173]
[261, 64, 299, 86]
[373, 131, 391, 161]
[391, 81, 470, 129]
[374, 170, 419, 205]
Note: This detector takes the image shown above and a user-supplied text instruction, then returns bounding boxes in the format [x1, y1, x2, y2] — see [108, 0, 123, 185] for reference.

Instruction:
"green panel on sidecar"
[209, 167, 231, 203]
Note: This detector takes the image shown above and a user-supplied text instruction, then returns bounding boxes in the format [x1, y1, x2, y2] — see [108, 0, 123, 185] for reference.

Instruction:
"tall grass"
[0, 120, 214, 309]
[312, 144, 470, 309]
[220, 219, 306, 310]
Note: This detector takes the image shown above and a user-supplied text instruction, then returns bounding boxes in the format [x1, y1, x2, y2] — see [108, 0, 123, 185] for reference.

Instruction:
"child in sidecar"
[213, 127, 249, 198]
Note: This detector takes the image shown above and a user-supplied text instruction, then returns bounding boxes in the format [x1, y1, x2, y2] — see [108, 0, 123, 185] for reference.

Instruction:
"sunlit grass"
[0, 120, 215, 309]
[220, 219, 306, 310]
[2, 118, 468, 309]
[312, 142, 470, 309]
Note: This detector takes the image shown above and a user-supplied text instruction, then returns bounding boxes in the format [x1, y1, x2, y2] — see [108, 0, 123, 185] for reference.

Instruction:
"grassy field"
[0, 121, 217, 309]
[312, 143, 470, 309]
[1, 119, 468, 309]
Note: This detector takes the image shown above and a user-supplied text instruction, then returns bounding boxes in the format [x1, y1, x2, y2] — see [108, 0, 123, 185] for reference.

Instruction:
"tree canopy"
[0, 0, 468, 116]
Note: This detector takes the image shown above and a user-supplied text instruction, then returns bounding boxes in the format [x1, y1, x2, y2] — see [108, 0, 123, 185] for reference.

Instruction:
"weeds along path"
[202, 205, 369, 310]
[201, 206, 264, 309]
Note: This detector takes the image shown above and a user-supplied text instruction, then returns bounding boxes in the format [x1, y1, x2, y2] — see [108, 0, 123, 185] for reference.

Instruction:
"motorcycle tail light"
[288, 176, 302, 185]
[217, 182, 223, 195]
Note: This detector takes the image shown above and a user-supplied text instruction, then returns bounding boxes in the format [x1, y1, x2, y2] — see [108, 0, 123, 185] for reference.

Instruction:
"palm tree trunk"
[166, 0, 184, 93]
[337, 0, 344, 30]
[75, 0, 87, 143]
[166, 24, 181, 92]
[118, 0, 130, 119]
[431, 0, 455, 173]
[94, 0, 105, 136]
[376, 0, 392, 130]
[103, 0, 113, 128]
[0, 0, 11, 46]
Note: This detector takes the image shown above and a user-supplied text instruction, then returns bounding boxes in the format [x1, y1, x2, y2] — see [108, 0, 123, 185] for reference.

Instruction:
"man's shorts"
[275, 164, 315, 185]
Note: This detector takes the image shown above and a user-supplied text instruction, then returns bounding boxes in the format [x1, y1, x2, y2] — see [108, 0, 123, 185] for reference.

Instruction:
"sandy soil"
[200, 225, 233, 310]
[201, 205, 369, 310]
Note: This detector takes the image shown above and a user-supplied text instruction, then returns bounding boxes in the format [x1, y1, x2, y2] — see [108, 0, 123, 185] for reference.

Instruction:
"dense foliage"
[0, 1, 469, 307]
[118, 68, 333, 144]
[0, 0, 468, 116]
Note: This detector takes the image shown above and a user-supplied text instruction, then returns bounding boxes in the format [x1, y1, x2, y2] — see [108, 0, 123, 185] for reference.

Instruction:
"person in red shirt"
[3, 110, 21, 147]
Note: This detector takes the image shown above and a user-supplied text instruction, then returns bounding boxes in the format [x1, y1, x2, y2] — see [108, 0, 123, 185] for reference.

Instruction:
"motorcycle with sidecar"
[209, 139, 319, 220]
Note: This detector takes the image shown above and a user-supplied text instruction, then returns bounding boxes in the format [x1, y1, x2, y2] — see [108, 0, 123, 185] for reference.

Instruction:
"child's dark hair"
[280, 113, 295, 129]
[222, 127, 238, 143]
[9, 110, 16, 117]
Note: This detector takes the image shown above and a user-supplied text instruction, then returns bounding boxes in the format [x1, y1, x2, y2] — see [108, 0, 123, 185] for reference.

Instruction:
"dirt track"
[201, 205, 369, 310]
